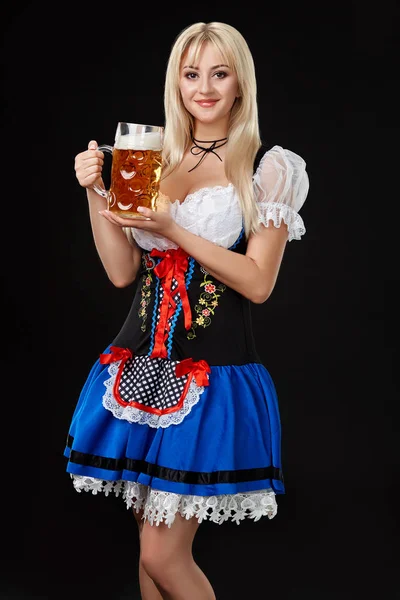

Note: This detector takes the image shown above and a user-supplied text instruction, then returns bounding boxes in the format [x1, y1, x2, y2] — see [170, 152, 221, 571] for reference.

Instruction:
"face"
[179, 41, 239, 127]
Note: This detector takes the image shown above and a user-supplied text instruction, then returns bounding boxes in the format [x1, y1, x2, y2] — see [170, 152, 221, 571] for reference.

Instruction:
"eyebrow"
[182, 64, 230, 70]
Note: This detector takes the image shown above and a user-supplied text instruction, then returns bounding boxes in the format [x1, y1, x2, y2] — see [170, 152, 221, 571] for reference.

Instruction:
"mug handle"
[92, 144, 114, 199]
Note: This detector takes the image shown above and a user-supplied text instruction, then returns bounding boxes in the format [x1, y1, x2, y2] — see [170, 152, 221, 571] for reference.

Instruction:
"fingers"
[74, 140, 105, 188]
[87, 140, 104, 159]
[78, 157, 104, 168]
[74, 151, 104, 169]
[99, 210, 152, 226]
[81, 170, 103, 188]
[75, 159, 103, 178]
[75, 140, 103, 164]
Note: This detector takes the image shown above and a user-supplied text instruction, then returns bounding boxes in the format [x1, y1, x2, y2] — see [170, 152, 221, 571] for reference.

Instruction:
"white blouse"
[130, 145, 309, 252]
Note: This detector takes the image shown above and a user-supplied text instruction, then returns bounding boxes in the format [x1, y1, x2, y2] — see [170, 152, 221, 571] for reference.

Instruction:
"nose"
[198, 76, 213, 95]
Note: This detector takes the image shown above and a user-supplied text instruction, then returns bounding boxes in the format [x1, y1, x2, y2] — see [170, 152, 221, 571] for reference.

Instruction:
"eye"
[213, 71, 228, 79]
[184, 72, 198, 79]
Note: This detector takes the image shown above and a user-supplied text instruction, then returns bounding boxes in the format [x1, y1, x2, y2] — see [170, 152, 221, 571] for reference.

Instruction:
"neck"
[187, 130, 228, 173]
[191, 134, 227, 144]
[192, 124, 229, 142]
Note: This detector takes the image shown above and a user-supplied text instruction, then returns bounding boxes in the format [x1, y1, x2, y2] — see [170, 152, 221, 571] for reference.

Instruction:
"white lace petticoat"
[70, 475, 278, 527]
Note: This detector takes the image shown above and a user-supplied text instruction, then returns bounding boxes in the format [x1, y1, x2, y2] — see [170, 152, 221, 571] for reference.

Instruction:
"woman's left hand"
[98, 206, 177, 239]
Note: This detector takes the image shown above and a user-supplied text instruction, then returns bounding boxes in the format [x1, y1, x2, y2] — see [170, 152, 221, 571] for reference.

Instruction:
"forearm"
[86, 189, 141, 287]
[170, 223, 262, 301]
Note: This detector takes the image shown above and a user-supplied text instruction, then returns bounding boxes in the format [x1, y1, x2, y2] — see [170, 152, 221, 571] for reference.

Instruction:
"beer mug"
[93, 122, 164, 219]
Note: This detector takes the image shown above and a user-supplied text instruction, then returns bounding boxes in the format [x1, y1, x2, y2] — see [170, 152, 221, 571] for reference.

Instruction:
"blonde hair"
[162, 22, 262, 239]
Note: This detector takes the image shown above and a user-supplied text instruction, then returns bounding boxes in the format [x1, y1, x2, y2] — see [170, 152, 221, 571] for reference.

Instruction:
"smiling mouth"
[195, 100, 218, 106]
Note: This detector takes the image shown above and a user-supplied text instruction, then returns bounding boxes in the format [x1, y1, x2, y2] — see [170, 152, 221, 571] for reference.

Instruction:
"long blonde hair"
[162, 22, 262, 238]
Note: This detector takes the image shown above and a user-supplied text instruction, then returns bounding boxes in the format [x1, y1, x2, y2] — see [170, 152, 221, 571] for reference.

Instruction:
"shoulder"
[253, 144, 269, 174]
[252, 143, 310, 241]
[254, 143, 308, 177]
[253, 143, 309, 209]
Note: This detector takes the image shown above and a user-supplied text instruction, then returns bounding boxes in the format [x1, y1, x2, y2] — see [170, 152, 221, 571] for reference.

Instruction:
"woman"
[65, 21, 309, 599]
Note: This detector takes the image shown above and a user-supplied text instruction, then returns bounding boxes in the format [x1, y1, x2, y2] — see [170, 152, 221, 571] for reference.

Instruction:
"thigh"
[141, 513, 200, 557]
[132, 507, 145, 535]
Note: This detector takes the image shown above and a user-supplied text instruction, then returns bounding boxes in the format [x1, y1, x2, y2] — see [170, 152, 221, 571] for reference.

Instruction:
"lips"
[195, 100, 218, 107]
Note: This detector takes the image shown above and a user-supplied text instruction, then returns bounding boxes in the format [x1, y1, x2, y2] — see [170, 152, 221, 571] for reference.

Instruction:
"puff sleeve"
[253, 145, 309, 241]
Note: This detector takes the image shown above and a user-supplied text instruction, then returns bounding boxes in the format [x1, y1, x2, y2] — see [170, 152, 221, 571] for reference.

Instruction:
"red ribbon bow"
[150, 247, 192, 359]
[99, 346, 132, 364]
[175, 357, 211, 387]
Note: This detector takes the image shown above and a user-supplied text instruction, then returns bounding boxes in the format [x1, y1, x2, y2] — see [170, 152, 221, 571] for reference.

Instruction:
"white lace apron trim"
[102, 359, 205, 428]
[71, 475, 278, 528]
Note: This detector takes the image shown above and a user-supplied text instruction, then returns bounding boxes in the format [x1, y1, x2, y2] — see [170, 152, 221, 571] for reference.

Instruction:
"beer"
[108, 133, 162, 218]
[93, 123, 164, 219]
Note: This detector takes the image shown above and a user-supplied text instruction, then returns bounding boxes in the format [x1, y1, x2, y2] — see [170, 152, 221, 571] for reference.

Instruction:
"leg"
[139, 512, 216, 600]
[133, 508, 164, 600]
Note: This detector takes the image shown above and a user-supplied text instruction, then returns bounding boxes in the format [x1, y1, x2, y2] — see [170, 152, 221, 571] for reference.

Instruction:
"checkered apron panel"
[117, 355, 189, 411]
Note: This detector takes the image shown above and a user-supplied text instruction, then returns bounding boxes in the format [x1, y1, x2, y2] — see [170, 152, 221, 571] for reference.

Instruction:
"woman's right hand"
[74, 140, 105, 189]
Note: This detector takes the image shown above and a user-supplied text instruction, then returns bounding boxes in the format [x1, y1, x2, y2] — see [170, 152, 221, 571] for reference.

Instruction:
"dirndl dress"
[64, 144, 309, 527]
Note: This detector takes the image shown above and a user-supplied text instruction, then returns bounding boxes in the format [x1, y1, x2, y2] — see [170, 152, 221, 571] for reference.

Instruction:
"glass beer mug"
[93, 122, 164, 219]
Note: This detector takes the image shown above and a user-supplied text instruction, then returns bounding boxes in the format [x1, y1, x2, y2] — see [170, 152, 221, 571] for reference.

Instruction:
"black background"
[1, 1, 397, 598]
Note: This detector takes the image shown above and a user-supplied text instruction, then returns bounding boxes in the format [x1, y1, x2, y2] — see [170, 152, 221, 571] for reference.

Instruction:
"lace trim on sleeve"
[257, 201, 306, 242]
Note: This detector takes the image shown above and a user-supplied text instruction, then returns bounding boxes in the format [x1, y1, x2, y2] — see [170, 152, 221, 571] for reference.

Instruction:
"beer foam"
[115, 132, 162, 151]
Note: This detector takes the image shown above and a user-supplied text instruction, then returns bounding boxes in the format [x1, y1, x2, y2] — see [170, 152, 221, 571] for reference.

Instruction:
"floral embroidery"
[138, 253, 156, 332]
[187, 268, 226, 340]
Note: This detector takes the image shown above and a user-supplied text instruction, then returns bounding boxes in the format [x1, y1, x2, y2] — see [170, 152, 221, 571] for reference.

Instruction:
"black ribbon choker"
[188, 136, 228, 173]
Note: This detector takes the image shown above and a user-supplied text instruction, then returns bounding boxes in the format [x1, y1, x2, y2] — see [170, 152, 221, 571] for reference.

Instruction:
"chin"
[192, 111, 222, 124]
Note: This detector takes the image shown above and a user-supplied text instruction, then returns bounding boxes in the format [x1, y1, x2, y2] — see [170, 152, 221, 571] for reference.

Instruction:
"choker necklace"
[188, 136, 228, 173]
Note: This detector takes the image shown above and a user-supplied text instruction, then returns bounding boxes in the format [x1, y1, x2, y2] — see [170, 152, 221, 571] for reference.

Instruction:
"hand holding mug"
[92, 122, 164, 219]
[99, 203, 177, 240]
[74, 141, 105, 190]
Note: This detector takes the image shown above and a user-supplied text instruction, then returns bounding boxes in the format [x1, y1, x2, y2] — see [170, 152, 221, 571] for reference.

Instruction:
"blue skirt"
[64, 345, 285, 527]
